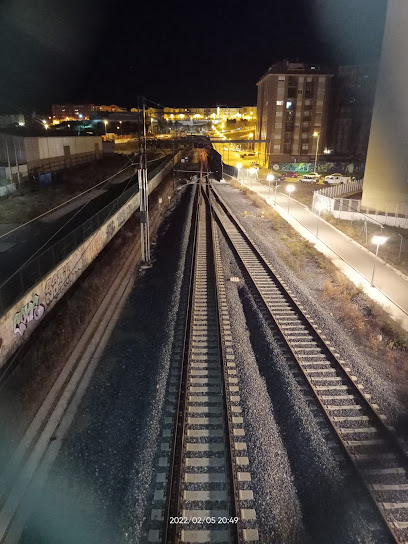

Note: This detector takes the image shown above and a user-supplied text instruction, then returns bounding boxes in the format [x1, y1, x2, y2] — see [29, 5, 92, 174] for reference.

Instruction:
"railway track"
[163, 184, 258, 544]
[209, 183, 408, 544]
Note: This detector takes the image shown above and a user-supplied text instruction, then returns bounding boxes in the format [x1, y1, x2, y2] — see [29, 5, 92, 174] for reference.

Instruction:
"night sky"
[0, 0, 387, 114]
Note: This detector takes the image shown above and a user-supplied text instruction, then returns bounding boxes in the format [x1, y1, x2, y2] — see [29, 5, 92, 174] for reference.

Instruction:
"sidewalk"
[231, 178, 408, 331]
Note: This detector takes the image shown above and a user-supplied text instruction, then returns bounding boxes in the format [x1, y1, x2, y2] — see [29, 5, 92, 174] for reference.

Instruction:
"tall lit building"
[51, 104, 96, 123]
[256, 61, 333, 165]
[362, 0, 408, 215]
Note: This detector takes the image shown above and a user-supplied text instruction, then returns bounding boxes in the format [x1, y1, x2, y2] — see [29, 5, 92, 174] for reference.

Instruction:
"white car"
[324, 175, 350, 185]
[299, 174, 319, 183]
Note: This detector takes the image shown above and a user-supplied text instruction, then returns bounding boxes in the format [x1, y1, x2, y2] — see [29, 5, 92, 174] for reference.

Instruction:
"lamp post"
[315, 202, 324, 238]
[120, 120, 123, 136]
[237, 162, 242, 185]
[398, 233, 403, 262]
[104, 120, 108, 135]
[313, 131, 320, 173]
[249, 132, 254, 151]
[371, 235, 387, 287]
[249, 167, 256, 187]
[266, 174, 274, 196]
[286, 184, 295, 213]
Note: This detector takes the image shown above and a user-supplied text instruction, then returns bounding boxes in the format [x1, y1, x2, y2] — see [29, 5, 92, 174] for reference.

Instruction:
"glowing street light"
[286, 184, 295, 213]
[104, 120, 108, 135]
[313, 131, 320, 173]
[266, 173, 275, 196]
[371, 235, 387, 286]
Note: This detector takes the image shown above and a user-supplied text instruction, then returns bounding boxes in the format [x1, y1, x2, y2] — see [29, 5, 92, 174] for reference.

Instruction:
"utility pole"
[137, 96, 141, 162]
[139, 99, 150, 264]
[4, 135, 11, 181]
[13, 138, 21, 190]
[172, 138, 175, 190]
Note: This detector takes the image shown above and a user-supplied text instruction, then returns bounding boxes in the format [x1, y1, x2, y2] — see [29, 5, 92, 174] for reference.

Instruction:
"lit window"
[278, 77, 285, 81]
[286, 101, 293, 109]
[276, 100, 283, 106]
[297, 89, 303, 95]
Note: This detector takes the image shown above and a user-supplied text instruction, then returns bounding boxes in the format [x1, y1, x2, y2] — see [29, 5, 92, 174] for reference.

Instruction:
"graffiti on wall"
[117, 201, 134, 230]
[273, 162, 366, 175]
[44, 250, 83, 306]
[105, 220, 115, 242]
[13, 294, 45, 336]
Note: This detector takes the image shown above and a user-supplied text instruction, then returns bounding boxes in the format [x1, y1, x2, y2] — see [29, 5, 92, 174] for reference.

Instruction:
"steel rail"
[164, 181, 251, 544]
[163, 185, 200, 544]
[205, 185, 241, 543]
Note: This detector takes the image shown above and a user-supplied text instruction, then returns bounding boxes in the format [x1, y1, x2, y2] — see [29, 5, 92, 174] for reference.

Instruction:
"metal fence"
[222, 163, 238, 179]
[313, 179, 363, 200]
[0, 155, 174, 316]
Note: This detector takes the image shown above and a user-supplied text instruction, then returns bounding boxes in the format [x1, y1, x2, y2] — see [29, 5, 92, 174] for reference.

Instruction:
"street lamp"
[266, 174, 274, 196]
[286, 184, 295, 213]
[398, 233, 403, 262]
[249, 167, 256, 186]
[104, 120, 108, 135]
[236, 162, 243, 185]
[313, 131, 320, 173]
[371, 235, 387, 286]
[120, 120, 123, 136]
[315, 201, 325, 238]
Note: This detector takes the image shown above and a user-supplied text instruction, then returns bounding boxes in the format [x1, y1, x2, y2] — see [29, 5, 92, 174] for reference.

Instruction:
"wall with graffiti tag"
[0, 151, 181, 369]
[272, 161, 366, 175]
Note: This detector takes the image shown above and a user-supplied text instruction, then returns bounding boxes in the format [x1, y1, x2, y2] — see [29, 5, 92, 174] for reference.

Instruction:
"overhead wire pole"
[139, 99, 151, 264]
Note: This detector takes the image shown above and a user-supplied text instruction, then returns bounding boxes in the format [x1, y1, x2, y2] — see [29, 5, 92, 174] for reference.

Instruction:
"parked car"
[250, 161, 261, 168]
[324, 174, 351, 185]
[266, 173, 284, 182]
[299, 174, 319, 183]
[286, 171, 300, 178]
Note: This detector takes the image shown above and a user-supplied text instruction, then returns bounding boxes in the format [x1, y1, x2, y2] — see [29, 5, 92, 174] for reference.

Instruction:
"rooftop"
[257, 61, 334, 84]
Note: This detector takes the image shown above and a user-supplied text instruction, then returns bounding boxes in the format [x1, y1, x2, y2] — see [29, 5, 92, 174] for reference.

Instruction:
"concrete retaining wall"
[0, 151, 181, 369]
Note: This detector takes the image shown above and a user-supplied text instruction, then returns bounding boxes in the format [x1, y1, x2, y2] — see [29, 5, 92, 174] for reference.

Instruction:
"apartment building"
[51, 104, 96, 123]
[256, 61, 333, 165]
